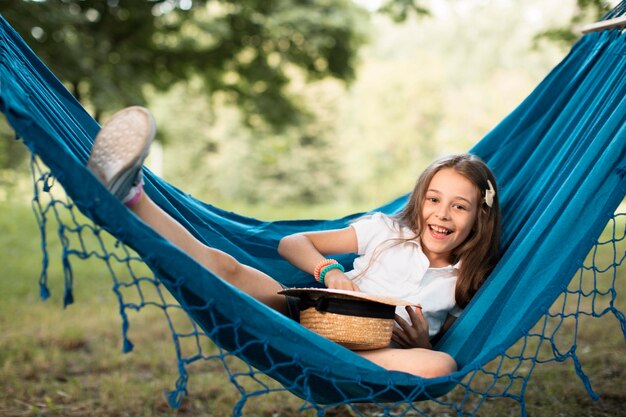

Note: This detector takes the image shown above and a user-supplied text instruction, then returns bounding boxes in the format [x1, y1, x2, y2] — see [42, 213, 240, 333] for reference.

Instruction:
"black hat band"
[299, 295, 396, 319]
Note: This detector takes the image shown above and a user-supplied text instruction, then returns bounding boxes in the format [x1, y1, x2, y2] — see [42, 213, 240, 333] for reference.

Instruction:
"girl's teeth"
[431, 225, 450, 234]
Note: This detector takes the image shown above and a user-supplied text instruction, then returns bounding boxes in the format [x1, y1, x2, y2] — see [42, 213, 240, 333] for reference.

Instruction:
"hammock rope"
[1, 5, 625, 416]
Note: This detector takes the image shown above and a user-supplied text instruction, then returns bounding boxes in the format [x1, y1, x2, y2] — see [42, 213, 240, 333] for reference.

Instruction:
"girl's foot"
[87, 106, 155, 203]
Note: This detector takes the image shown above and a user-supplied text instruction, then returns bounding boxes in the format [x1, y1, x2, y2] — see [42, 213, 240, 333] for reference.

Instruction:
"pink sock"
[122, 183, 143, 207]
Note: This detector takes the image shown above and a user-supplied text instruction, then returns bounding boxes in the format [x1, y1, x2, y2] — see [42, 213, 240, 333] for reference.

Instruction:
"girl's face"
[420, 168, 479, 267]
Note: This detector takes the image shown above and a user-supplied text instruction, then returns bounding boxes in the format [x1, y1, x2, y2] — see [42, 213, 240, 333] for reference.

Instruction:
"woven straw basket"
[280, 288, 411, 351]
[299, 308, 394, 350]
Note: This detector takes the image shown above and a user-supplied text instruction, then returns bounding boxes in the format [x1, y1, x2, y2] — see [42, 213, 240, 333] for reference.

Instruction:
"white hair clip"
[485, 180, 495, 208]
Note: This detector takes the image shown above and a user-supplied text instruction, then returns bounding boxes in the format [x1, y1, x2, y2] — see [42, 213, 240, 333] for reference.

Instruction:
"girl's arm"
[278, 227, 359, 290]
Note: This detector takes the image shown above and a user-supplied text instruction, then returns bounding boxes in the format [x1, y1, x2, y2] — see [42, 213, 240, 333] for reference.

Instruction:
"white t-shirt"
[346, 212, 462, 337]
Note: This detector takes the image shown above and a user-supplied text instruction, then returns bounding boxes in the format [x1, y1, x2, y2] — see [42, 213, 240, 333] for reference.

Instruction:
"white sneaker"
[87, 106, 155, 201]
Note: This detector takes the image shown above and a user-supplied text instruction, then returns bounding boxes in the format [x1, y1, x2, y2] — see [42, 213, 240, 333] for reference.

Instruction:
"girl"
[87, 107, 501, 378]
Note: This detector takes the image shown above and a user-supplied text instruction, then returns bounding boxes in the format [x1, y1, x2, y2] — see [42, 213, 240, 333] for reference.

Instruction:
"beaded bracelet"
[318, 263, 345, 286]
[314, 259, 338, 282]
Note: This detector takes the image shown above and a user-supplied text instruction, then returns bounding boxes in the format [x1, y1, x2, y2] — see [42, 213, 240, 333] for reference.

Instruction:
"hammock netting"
[1, 4, 625, 416]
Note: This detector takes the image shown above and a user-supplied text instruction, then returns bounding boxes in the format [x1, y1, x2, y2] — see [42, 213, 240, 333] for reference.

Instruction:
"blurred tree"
[378, 0, 430, 22]
[535, 0, 614, 46]
[0, 0, 368, 127]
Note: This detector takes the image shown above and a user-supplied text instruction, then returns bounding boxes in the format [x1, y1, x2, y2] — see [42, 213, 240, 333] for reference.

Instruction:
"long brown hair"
[395, 153, 502, 308]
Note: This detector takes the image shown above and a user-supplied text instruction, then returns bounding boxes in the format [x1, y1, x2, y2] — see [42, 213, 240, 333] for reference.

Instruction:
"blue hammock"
[1, 5, 625, 416]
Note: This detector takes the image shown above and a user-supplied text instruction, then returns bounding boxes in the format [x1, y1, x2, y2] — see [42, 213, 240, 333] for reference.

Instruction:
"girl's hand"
[324, 269, 360, 291]
[392, 306, 432, 349]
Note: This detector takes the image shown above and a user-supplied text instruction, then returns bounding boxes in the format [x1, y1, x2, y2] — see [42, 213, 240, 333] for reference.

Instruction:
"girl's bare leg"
[130, 193, 288, 314]
[358, 347, 457, 378]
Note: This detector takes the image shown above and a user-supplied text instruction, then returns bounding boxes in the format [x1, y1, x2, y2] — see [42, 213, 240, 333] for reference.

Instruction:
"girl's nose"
[436, 205, 450, 220]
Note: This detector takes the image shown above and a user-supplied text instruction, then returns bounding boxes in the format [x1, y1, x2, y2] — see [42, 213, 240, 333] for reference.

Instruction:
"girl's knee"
[205, 248, 242, 279]
[358, 348, 457, 378]
[403, 350, 457, 378]
[428, 351, 457, 377]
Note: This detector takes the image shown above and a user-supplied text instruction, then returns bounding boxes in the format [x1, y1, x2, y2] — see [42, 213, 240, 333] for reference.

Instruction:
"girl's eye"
[453, 204, 467, 211]
[426, 197, 439, 203]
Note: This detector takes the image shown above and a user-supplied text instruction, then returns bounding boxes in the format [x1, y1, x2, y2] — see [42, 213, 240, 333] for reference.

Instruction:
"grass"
[0, 199, 624, 417]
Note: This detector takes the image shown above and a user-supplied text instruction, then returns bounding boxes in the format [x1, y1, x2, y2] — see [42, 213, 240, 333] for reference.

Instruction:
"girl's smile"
[420, 168, 479, 267]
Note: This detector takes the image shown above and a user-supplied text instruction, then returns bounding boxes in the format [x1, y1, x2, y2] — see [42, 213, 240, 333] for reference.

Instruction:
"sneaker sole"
[87, 106, 156, 199]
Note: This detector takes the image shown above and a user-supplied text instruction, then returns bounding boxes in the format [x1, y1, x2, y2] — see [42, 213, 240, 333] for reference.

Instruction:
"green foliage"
[1, 0, 369, 127]
[534, 0, 614, 47]
[378, 0, 431, 22]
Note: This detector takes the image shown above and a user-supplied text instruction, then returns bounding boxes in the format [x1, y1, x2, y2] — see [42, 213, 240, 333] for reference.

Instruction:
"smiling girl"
[87, 107, 502, 377]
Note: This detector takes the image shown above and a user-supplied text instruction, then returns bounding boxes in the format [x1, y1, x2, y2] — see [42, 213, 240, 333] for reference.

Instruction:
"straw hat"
[279, 288, 411, 351]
